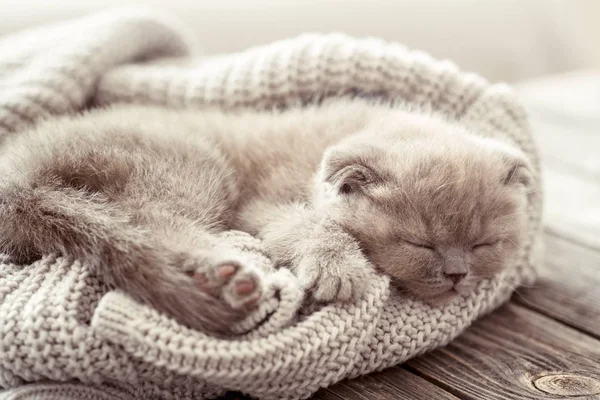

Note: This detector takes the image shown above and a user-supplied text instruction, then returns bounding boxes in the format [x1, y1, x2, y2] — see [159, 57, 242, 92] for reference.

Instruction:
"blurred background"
[0, 0, 598, 84]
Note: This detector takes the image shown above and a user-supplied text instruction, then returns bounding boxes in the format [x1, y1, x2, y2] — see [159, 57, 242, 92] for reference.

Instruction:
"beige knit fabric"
[0, 8, 544, 400]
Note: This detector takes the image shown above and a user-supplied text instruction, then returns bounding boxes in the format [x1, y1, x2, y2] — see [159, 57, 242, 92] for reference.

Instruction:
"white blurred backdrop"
[0, 0, 598, 83]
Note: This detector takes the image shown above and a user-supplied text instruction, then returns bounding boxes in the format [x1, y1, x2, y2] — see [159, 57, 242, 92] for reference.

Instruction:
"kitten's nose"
[444, 272, 467, 284]
[442, 248, 469, 284]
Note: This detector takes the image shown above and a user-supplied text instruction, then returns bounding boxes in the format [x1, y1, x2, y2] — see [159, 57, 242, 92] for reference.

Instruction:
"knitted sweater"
[0, 8, 543, 400]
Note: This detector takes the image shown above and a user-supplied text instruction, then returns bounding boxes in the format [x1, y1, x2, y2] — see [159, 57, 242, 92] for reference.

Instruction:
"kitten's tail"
[0, 184, 130, 264]
[0, 184, 241, 334]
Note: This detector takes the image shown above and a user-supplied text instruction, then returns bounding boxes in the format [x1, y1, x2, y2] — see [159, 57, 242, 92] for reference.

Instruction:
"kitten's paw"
[297, 248, 369, 303]
[183, 253, 264, 311]
[160, 249, 267, 334]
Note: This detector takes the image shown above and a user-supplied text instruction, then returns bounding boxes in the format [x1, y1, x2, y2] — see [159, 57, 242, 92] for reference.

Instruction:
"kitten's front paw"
[297, 248, 369, 303]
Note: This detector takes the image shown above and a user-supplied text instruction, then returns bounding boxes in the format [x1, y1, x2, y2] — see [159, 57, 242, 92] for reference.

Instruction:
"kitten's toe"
[160, 250, 266, 334]
[188, 254, 264, 310]
[192, 262, 238, 295]
[221, 264, 264, 310]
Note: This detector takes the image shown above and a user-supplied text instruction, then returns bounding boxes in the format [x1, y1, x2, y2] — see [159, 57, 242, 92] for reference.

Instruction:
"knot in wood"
[532, 373, 600, 397]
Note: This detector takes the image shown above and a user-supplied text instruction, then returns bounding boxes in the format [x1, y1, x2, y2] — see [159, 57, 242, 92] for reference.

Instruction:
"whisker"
[504, 237, 524, 252]
[493, 210, 538, 219]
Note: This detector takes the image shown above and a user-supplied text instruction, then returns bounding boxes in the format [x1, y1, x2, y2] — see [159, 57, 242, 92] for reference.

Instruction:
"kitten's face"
[315, 116, 532, 302]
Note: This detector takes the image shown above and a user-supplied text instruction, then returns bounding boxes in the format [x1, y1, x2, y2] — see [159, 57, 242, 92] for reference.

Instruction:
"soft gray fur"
[0, 98, 531, 334]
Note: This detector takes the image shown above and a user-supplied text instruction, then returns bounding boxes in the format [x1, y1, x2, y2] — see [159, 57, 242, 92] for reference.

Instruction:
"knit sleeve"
[96, 33, 488, 117]
[0, 7, 190, 137]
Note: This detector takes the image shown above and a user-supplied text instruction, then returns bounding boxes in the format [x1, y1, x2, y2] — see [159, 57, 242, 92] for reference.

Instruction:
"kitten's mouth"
[396, 279, 474, 304]
[451, 285, 472, 296]
[442, 287, 464, 297]
[417, 284, 473, 305]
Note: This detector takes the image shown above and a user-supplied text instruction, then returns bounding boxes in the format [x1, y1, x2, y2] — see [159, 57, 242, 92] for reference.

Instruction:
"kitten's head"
[314, 113, 532, 302]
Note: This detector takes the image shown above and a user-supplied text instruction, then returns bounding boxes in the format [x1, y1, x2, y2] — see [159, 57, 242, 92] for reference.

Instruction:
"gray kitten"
[0, 98, 531, 334]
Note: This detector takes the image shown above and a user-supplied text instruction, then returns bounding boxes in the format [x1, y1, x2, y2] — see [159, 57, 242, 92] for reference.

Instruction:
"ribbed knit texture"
[0, 8, 543, 400]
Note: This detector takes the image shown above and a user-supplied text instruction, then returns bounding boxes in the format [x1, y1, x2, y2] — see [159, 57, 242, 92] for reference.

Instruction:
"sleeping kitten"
[0, 98, 531, 334]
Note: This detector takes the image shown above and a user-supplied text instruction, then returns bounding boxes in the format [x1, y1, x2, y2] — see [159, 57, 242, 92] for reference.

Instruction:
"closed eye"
[472, 241, 498, 250]
[403, 239, 435, 251]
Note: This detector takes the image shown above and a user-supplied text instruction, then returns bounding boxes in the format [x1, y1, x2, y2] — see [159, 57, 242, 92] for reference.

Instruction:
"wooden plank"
[312, 367, 459, 400]
[311, 389, 345, 400]
[218, 368, 458, 399]
[218, 392, 251, 399]
[514, 232, 600, 339]
[406, 303, 600, 400]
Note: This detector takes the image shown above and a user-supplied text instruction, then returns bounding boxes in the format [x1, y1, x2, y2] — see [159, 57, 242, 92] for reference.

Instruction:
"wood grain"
[533, 374, 600, 397]
[312, 367, 459, 400]
[514, 232, 600, 339]
[406, 303, 600, 400]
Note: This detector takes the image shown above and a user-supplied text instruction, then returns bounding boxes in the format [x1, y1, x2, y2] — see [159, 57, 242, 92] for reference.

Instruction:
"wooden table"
[225, 71, 600, 400]
[311, 71, 600, 400]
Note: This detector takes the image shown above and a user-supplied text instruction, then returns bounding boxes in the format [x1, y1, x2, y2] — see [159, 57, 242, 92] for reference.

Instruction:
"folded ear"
[503, 157, 532, 187]
[478, 136, 533, 188]
[499, 147, 533, 188]
[319, 146, 383, 195]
